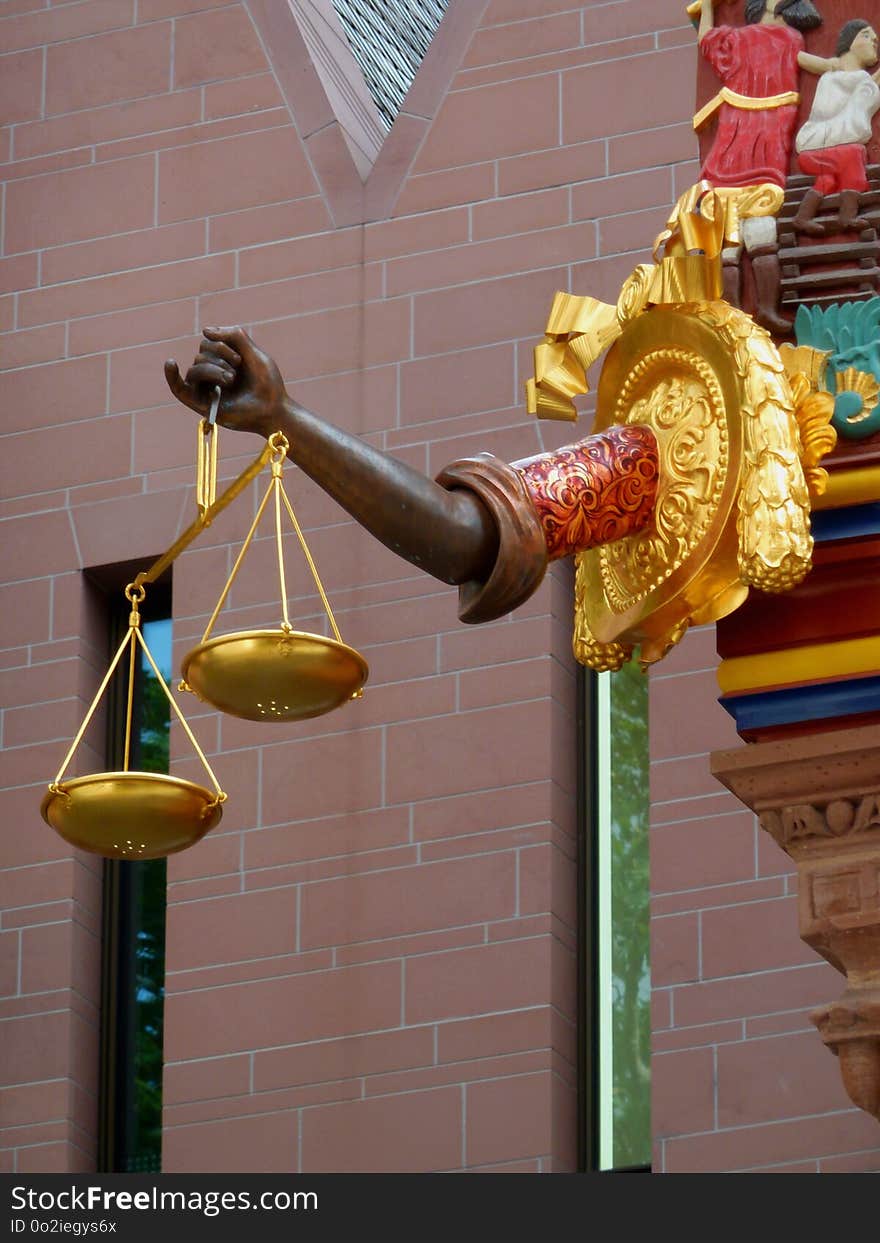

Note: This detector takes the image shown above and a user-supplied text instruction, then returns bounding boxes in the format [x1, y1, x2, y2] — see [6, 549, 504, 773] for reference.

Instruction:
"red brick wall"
[2, 0, 877, 1174]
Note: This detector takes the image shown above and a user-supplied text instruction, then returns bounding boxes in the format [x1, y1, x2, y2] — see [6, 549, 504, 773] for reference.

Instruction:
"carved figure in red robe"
[698, 1, 824, 190]
[695, 1, 825, 333]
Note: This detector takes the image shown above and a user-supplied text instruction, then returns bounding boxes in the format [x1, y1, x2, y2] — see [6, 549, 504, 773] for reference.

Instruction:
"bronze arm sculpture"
[165, 326, 661, 628]
[164, 182, 836, 671]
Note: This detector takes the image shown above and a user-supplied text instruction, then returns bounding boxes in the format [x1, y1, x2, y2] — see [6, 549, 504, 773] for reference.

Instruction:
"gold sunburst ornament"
[835, 367, 880, 424]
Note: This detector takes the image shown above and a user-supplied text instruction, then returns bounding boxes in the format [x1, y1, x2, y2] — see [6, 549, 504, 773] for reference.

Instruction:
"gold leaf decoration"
[835, 368, 880, 423]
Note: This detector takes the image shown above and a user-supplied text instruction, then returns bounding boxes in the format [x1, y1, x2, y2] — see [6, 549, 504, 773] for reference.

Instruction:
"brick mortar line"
[652, 750, 715, 765]
[662, 1103, 872, 1144]
[652, 789, 742, 809]
[413, 131, 695, 184]
[0, 893, 86, 915]
[668, 960, 826, 992]
[233, 810, 550, 846]
[2, 115, 291, 190]
[5, 290, 546, 354]
[0, 4, 148, 55]
[165, 912, 554, 968]
[1, 911, 94, 935]
[652, 664, 722, 682]
[9, 79, 276, 163]
[166, 1065, 560, 1126]
[455, 25, 689, 78]
[163, 920, 542, 967]
[652, 894, 790, 918]
[170, 697, 557, 751]
[164, 1002, 561, 1061]
[0, 1073, 66, 1089]
[652, 891, 795, 919]
[654, 1028, 760, 1048]
[169, 963, 569, 1013]
[0, 1116, 71, 1137]
[651, 807, 756, 829]
[165, 933, 555, 993]
[448, 36, 694, 97]
[165, 1050, 571, 1108]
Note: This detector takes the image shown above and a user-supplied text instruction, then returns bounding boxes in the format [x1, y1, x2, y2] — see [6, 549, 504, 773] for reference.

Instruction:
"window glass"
[333, 0, 449, 127]
[99, 606, 170, 1174]
[126, 617, 170, 1171]
[595, 663, 651, 1169]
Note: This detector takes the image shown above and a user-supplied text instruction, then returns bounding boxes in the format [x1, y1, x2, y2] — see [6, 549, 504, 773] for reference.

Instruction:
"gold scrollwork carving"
[599, 348, 727, 614]
[573, 300, 816, 670]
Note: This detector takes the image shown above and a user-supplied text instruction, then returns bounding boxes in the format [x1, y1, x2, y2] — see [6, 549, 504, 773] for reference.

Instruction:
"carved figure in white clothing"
[794, 19, 880, 232]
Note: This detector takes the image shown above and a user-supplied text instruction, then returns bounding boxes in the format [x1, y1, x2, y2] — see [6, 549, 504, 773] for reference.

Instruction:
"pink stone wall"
[2, 0, 877, 1174]
[651, 629, 880, 1172]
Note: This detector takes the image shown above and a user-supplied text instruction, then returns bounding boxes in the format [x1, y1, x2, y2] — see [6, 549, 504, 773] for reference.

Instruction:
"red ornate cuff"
[514, 424, 659, 562]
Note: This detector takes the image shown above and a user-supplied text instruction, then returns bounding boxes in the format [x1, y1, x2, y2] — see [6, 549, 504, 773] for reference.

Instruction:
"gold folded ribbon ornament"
[693, 86, 800, 133]
[526, 182, 726, 421]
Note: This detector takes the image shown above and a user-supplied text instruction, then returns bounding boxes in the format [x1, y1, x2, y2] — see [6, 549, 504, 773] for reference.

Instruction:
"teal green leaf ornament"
[795, 299, 880, 440]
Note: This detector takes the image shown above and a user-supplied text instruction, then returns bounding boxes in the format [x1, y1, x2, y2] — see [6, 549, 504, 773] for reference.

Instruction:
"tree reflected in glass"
[128, 619, 170, 1172]
[609, 660, 651, 1168]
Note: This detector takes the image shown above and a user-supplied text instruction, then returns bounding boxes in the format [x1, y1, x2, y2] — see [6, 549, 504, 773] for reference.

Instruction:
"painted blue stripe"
[719, 674, 880, 731]
[811, 503, 880, 542]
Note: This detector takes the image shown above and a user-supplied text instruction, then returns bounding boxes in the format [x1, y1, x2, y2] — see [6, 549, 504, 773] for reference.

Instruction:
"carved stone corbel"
[712, 724, 880, 1121]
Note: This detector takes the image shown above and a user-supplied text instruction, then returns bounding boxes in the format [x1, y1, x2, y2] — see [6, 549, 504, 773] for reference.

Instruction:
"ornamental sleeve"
[513, 424, 658, 561]
[435, 424, 658, 625]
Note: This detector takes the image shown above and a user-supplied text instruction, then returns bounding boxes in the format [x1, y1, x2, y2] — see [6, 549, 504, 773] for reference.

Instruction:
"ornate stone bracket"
[712, 723, 880, 1121]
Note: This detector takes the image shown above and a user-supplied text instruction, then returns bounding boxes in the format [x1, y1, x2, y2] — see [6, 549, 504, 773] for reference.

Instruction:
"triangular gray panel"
[332, 0, 449, 129]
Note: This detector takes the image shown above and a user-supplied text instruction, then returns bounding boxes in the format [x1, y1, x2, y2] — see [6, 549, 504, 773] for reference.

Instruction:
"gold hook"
[197, 386, 222, 515]
[125, 581, 145, 630]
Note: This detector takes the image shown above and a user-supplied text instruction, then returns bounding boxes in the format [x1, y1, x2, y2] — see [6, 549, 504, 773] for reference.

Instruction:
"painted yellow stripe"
[718, 634, 880, 695]
[812, 466, 880, 511]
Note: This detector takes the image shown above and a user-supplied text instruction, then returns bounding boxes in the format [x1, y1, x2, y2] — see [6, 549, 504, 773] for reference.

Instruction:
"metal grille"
[332, 0, 449, 129]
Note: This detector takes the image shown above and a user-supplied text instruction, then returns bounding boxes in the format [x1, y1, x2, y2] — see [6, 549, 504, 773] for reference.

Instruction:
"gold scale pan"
[42, 390, 369, 860]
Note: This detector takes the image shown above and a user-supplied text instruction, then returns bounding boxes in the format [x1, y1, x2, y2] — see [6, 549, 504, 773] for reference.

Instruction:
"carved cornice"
[711, 722, 880, 819]
[712, 723, 880, 1121]
[760, 794, 880, 850]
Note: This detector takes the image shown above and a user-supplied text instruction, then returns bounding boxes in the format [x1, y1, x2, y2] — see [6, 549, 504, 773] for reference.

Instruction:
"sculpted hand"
[164, 326, 288, 439]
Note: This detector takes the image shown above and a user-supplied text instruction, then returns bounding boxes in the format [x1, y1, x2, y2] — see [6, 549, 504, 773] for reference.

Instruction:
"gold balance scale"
[41, 390, 368, 861]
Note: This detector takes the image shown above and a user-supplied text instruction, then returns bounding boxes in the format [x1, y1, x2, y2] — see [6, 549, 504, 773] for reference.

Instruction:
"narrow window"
[94, 570, 171, 1173]
[579, 663, 651, 1171]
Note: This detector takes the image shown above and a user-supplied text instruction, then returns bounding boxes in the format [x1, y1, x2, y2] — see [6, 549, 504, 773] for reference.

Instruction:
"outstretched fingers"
[164, 359, 204, 413]
[164, 357, 232, 414]
[204, 325, 254, 362]
[186, 358, 237, 391]
[198, 338, 241, 369]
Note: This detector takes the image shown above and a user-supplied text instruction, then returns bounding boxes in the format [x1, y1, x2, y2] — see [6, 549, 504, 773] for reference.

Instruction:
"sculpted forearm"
[271, 396, 499, 586]
[165, 327, 499, 589]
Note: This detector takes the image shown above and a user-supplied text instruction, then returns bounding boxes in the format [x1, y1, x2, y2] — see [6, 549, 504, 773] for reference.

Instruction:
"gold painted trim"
[693, 87, 799, 132]
[812, 466, 880, 511]
[718, 635, 880, 695]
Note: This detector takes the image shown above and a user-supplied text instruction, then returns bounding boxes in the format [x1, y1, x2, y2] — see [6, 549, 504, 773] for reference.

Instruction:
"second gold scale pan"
[182, 629, 368, 722]
[179, 426, 369, 722]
